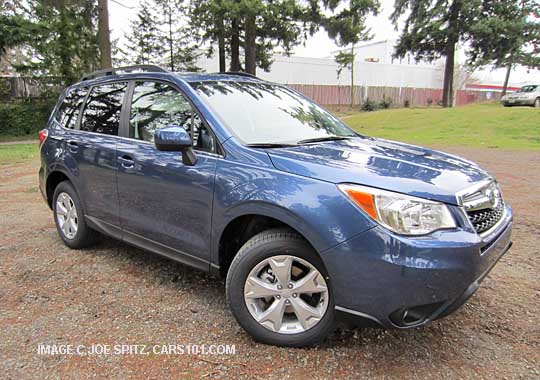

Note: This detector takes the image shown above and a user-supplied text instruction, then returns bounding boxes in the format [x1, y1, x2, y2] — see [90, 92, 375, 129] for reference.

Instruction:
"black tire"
[226, 228, 335, 347]
[52, 181, 97, 249]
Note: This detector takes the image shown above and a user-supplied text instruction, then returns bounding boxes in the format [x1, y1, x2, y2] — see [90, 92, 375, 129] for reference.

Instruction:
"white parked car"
[501, 85, 540, 107]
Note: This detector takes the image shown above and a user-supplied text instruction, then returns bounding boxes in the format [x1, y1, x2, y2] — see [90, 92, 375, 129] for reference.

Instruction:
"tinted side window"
[129, 81, 215, 153]
[81, 82, 127, 136]
[56, 87, 88, 129]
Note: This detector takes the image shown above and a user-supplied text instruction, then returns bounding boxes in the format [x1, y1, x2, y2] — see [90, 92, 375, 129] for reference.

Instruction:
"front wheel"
[534, 98, 540, 108]
[226, 229, 335, 347]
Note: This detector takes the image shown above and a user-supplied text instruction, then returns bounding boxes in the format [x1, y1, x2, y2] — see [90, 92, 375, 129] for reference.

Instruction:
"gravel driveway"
[1, 148, 539, 379]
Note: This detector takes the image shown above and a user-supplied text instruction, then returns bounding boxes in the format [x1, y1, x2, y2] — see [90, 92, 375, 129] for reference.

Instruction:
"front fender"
[211, 159, 376, 266]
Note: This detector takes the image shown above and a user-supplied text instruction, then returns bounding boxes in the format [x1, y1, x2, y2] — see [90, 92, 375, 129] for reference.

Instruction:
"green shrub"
[361, 98, 377, 112]
[0, 98, 58, 140]
[379, 96, 392, 109]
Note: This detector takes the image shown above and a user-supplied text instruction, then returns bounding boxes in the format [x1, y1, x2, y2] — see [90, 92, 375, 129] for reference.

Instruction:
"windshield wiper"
[246, 143, 297, 148]
[296, 136, 352, 145]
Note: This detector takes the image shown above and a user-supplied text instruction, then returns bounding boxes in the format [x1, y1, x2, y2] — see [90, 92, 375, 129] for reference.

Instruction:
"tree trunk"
[168, 0, 174, 71]
[442, 0, 461, 108]
[217, 18, 226, 73]
[502, 63, 512, 96]
[350, 44, 355, 108]
[245, 14, 257, 75]
[230, 18, 241, 71]
[442, 43, 455, 108]
[98, 0, 112, 69]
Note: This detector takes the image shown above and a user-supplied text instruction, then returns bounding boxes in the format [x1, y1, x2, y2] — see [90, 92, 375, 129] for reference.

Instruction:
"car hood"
[267, 137, 491, 205]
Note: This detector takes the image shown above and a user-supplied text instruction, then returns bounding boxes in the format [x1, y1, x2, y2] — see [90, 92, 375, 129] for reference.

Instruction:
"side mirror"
[155, 125, 197, 166]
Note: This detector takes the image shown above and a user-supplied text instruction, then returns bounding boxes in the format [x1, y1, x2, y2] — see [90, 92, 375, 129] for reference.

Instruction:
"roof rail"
[80, 65, 168, 81]
[220, 71, 259, 79]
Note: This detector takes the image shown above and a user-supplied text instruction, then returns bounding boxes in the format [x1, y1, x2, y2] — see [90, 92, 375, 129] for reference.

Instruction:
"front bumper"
[501, 98, 535, 106]
[322, 205, 513, 328]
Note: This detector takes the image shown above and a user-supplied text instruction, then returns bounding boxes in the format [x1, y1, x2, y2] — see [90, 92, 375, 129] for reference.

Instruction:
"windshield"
[519, 85, 539, 92]
[190, 81, 356, 145]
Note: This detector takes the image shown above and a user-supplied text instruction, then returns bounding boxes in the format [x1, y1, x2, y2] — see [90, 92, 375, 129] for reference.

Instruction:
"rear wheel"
[53, 181, 97, 249]
[534, 98, 540, 108]
[226, 228, 335, 347]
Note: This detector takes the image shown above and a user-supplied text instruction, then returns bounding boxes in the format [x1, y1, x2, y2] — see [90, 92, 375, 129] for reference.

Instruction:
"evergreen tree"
[191, 1, 379, 75]
[392, 0, 539, 107]
[191, 0, 318, 75]
[321, 0, 380, 107]
[0, 0, 99, 84]
[467, 0, 540, 94]
[190, 0, 230, 72]
[154, 0, 201, 72]
[390, 0, 479, 108]
[123, 1, 164, 65]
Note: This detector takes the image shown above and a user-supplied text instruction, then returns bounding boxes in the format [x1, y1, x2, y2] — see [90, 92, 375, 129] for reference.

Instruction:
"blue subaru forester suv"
[39, 65, 513, 347]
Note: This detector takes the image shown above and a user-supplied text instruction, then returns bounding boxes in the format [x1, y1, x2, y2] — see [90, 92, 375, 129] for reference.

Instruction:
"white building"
[197, 38, 538, 91]
[198, 52, 450, 89]
[327, 39, 444, 67]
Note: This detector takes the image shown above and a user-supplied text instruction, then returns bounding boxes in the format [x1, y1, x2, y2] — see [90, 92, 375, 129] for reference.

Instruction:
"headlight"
[338, 184, 457, 235]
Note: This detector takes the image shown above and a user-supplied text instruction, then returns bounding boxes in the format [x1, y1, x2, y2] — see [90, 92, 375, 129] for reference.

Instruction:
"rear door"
[73, 81, 128, 228]
[116, 80, 218, 267]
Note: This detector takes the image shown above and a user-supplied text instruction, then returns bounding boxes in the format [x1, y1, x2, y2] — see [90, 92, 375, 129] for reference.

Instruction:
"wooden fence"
[1, 76, 499, 108]
[288, 84, 500, 107]
[0, 76, 64, 99]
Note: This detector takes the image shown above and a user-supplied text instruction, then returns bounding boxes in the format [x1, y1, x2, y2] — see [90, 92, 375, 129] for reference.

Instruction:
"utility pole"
[98, 0, 112, 69]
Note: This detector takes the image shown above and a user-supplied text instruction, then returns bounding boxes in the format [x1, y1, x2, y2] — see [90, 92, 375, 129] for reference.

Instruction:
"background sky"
[108, 0, 540, 85]
[108, 0, 398, 58]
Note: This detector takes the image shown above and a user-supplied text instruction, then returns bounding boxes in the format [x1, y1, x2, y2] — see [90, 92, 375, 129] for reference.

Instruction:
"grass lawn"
[0, 144, 39, 165]
[0, 135, 39, 143]
[342, 102, 540, 150]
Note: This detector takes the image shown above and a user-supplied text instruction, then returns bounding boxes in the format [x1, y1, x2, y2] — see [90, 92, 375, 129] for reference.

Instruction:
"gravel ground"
[1, 148, 539, 379]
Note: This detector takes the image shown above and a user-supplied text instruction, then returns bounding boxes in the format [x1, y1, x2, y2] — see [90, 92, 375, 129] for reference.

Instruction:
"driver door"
[116, 80, 218, 268]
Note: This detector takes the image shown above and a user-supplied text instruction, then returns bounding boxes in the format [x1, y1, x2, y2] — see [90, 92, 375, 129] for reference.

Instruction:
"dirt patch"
[1, 148, 539, 379]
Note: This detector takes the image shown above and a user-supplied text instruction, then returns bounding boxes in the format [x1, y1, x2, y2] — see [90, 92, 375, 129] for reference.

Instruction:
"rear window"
[81, 82, 127, 136]
[55, 87, 88, 129]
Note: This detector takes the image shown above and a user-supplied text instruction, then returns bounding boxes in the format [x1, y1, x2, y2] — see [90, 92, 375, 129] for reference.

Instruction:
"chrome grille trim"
[457, 180, 505, 236]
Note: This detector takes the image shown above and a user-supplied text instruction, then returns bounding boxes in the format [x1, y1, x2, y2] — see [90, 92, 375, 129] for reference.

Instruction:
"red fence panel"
[288, 84, 497, 108]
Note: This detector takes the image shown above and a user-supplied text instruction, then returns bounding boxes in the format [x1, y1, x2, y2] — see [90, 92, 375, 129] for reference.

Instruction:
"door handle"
[66, 140, 78, 152]
[118, 155, 135, 168]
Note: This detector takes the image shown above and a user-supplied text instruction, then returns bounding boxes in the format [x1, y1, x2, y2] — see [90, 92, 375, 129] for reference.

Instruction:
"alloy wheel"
[243, 255, 329, 334]
[56, 192, 78, 239]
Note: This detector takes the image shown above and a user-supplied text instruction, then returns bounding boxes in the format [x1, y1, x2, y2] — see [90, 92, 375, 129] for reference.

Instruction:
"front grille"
[460, 180, 505, 235]
[466, 201, 504, 234]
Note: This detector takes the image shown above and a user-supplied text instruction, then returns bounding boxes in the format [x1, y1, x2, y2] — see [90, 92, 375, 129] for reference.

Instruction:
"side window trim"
[119, 81, 135, 139]
[123, 78, 224, 157]
[54, 86, 88, 131]
[79, 81, 127, 136]
[52, 91, 67, 123]
[74, 86, 91, 131]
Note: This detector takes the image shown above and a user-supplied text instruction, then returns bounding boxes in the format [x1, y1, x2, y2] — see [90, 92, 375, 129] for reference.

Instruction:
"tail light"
[39, 129, 48, 145]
